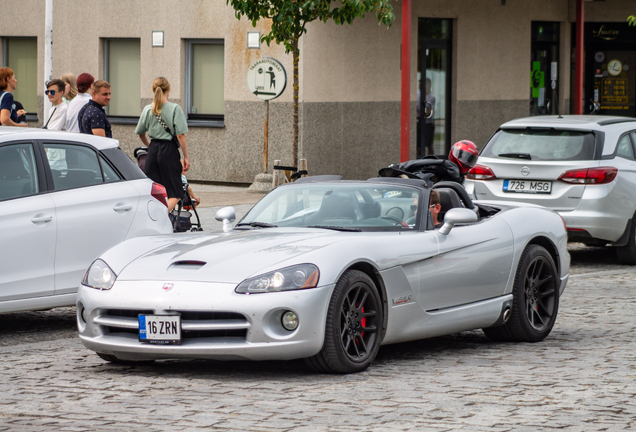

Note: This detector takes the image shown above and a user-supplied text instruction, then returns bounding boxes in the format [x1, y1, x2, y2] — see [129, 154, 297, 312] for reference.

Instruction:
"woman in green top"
[136, 77, 190, 212]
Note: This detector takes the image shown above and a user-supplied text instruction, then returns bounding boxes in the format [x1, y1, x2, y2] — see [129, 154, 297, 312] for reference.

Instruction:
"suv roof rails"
[596, 118, 636, 126]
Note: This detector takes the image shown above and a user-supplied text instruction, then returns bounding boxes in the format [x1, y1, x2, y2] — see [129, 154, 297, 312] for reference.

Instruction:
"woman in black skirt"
[136, 77, 190, 212]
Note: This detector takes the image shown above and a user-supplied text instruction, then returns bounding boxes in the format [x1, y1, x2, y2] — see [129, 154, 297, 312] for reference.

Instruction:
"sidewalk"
[187, 183, 266, 232]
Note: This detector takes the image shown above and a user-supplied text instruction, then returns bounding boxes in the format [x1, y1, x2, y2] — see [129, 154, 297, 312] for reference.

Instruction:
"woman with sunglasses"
[42, 79, 68, 130]
[0, 67, 27, 127]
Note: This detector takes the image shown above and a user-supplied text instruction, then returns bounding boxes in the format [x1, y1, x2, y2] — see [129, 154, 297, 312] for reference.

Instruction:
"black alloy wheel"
[306, 270, 383, 374]
[523, 253, 558, 333]
[483, 244, 559, 342]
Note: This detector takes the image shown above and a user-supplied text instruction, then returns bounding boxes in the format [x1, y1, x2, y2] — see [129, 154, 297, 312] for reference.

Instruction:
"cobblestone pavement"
[1, 245, 635, 431]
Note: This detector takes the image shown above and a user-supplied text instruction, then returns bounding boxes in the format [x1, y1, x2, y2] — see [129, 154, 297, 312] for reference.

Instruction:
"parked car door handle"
[113, 204, 133, 212]
[31, 215, 53, 224]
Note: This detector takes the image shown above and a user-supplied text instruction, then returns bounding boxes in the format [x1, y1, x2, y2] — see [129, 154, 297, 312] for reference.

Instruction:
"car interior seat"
[436, 188, 463, 221]
[304, 191, 360, 225]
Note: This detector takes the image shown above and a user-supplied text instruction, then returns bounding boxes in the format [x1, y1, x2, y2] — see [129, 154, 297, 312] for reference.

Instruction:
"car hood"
[114, 229, 344, 284]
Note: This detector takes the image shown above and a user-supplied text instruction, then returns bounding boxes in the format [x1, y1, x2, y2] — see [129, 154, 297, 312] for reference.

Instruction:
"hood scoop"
[168, 260, 207, 273]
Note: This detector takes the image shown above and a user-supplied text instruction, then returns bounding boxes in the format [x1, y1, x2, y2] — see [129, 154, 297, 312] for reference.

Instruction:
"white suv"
[0, 127, 173, 313]
[464, 115, 636, 263]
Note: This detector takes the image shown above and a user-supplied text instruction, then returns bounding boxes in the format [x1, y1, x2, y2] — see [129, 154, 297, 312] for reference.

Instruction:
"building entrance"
[530, 22, 560, 116]
[417, 18, 452, 158]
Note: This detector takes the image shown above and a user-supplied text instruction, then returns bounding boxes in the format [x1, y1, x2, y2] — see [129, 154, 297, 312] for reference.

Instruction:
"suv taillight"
[558, 167, 618, 184]
[151, 182, 168, 207]
[466, 164, 497, 180]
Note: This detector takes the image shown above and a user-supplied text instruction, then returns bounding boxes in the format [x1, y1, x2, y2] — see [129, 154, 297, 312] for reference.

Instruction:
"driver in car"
[408, 189, 443, 229]
[429, 189, 443, 229]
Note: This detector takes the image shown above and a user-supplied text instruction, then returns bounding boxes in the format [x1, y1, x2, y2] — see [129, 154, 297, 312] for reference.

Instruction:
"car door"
[0, 141, 57, 302]
[42, 141, 141, 295]
[607, 132, 636, 222]
[417, 216, 514, 311]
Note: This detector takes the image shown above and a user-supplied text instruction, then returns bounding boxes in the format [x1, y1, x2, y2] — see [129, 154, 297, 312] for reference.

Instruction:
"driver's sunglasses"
[411, 205, 418, 211]
[45, 90, 57, 96]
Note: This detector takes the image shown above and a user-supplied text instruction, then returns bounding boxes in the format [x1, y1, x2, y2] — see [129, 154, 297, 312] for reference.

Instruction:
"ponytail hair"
[151, 77, 171, 116]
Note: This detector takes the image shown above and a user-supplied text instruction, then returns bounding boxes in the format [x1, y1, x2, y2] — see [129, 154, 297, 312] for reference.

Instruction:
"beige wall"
[1, 0, 634, 182]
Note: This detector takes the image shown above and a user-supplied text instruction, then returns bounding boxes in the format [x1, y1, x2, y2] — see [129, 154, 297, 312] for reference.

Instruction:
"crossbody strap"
[43, 107, 57, 129]
[155, 112, 174, 137]
[0, 92, 12, 116]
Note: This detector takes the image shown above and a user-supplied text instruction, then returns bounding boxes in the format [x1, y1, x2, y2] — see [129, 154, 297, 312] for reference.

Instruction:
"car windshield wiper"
[307, 225, 362, 232]
[236, 222, 278, 228]
[497, 153, 532, 160]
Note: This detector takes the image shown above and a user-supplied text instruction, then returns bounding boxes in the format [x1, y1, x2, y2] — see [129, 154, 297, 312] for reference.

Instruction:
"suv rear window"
[481, 129, 596, 161]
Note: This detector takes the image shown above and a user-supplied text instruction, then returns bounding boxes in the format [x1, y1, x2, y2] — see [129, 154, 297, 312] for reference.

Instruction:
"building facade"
[1, 0, 634, 183]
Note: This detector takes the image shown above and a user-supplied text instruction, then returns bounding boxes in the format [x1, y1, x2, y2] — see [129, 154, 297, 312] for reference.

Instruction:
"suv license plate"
[503, 180, 552, 194]
[139, 314, 181, 344]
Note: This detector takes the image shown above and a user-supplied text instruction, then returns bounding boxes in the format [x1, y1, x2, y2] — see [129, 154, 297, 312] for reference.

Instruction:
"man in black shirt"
[78, 80, 112, 138]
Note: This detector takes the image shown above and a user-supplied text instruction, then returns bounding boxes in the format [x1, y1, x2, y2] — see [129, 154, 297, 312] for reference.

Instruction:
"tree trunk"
[292, 37, 299, 168]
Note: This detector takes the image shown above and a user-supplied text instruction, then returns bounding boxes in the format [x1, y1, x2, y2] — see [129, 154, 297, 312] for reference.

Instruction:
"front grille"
[97, 309, 250, 341]
[178, 311, 245, 321]
[106, 309, 154, 318]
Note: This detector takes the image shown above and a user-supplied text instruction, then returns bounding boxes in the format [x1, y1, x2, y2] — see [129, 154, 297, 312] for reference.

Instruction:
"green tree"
[628, 15, 636, 26]
[227, 0, 396, 168]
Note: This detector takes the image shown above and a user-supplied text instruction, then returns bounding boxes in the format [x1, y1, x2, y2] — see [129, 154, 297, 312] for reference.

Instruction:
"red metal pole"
[574, 0, 584, 114]
[400, 0, 411, 162]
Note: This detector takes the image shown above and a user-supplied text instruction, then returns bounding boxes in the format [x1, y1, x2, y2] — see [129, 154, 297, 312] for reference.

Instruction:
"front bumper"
[77, 280, 334, 361]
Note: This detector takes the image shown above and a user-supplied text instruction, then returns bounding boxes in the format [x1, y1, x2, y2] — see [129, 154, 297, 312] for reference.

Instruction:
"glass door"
[530, 22, 560, 116]
[418, 18, 452, 158]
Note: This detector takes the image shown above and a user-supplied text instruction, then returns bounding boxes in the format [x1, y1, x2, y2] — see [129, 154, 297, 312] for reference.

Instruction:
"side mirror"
[438, 208, 478, 235]
[215, 206, 236, 232]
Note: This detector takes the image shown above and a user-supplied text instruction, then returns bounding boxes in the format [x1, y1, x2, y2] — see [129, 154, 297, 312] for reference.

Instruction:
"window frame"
[0, 141, 44, 202]
[103, 38, 141, 123]
[2, 37, 38, 121]
[615, 132, 636, 161]
[39, 140, 122, 192]
[185, 39, 225, 127]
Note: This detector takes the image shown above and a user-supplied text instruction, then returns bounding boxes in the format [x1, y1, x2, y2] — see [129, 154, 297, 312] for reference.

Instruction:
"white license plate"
[503, 180, 552, 194]
[139, 314, 181, 344]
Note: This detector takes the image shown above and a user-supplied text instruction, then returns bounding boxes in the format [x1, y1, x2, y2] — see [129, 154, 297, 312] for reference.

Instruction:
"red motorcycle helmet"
[449, 140, 479, 174]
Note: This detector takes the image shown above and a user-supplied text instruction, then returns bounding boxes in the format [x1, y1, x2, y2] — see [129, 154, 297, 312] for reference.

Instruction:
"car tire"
[483, 244, 559, 342]
[305, 270, 383, 374]
[616, 219, 636, 265]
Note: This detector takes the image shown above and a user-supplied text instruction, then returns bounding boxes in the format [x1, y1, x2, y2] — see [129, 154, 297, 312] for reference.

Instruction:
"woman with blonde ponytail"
[136, 77, 190, 212]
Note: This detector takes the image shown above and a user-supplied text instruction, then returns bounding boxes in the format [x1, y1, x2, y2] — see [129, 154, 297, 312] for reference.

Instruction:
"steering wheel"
[380, 215, 403, 225]
[385, 207, 405, 220]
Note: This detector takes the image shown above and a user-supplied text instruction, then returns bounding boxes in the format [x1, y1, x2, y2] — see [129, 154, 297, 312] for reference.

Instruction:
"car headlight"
[236, 264, 320, 294]
[82, 259, 117, 290]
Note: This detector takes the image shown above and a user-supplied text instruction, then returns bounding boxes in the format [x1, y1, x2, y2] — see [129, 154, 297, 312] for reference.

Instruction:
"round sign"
[608, 59, 622, 76]
[247, 58, 287, 100]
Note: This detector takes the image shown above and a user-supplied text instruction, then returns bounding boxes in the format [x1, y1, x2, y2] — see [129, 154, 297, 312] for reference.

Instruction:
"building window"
[104, 38, 141, 117]
[2, 37, 38, 115]
[186, 39, 224, 122]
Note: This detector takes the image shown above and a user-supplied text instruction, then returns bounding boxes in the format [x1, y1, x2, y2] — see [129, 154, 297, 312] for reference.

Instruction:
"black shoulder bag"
[155, 112, 180, 148]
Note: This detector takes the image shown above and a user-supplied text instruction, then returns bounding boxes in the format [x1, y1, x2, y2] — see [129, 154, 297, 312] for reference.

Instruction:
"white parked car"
[0, 127, 172, 314]
[464, 115, 636, 263]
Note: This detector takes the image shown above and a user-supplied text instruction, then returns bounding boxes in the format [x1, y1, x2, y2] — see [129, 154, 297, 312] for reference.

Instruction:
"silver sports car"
[77, 177, 570, 373]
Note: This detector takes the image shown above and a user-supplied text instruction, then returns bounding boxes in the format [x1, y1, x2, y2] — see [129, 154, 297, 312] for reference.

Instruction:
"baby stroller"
[134, 146, 203, 233]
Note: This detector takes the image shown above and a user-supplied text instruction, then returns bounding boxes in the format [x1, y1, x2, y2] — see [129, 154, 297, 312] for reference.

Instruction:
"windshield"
[239, 183, 424, 231]
[481, 129, 596, 161]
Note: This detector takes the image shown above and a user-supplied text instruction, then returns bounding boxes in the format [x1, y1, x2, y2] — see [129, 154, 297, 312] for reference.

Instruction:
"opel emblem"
[162, 283, 174, 292]
[521, 166, 531, 176]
